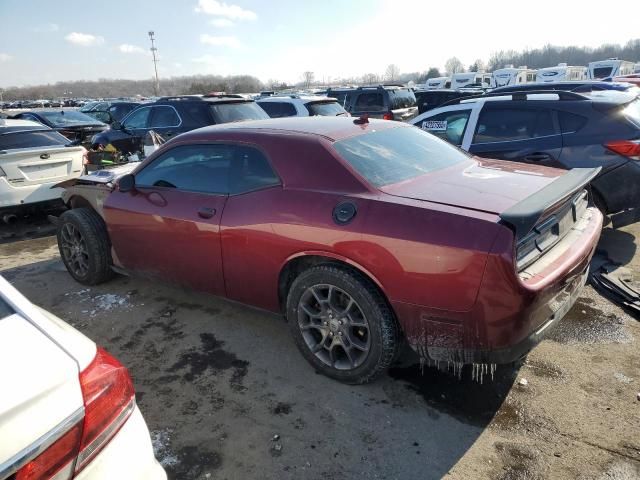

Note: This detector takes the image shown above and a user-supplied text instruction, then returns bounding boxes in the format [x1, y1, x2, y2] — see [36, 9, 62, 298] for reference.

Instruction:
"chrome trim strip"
[0, 406, 84, 480]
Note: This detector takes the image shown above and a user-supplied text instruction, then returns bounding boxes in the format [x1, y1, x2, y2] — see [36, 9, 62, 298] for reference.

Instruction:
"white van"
[588, 58, 636, 79]
[491, 65, 537, 87]
[536, 63, 588, 82]
[420, 77, 451, 90]
[450, 72, 492, 90]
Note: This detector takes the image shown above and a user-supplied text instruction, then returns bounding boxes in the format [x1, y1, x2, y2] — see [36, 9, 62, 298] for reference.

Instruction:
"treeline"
[488, 39, 640, 70]
[1, 74, 264, 100]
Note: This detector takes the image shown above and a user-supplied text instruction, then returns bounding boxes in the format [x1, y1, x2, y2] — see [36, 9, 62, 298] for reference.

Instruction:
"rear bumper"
[394, 206, 603, 365]
[0, 178, 66, 209]
[592, 160, 640, 214]
[74, 404, 166, 480]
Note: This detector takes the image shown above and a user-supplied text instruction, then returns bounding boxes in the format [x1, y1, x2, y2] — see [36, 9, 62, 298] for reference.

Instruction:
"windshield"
[209, 102, 269, 123]
[38, 110, 103, 126]
[306, 101, 348, 116]
[333, 126, 469, 188]
[593, 66, 614, 79]
[0, 130, 69, 150]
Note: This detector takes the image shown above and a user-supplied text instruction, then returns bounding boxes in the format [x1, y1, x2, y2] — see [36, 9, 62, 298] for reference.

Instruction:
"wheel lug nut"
[329, 332, 333, 336]
[338, 331, 343, 336]
[324, 321, 328, 326]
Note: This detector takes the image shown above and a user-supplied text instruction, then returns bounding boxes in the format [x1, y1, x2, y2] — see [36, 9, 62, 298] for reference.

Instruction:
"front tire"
[286, 265, 398, 384]
[57, 208, 114, 285]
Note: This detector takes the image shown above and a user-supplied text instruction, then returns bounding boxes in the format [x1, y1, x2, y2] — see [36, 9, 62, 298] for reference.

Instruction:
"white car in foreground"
[0, 119, 85, 221]
[0, 276, 166, 480]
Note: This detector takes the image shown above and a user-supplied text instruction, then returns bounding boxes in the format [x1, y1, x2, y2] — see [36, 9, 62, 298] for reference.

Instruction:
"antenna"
[148, 31, 160, 96]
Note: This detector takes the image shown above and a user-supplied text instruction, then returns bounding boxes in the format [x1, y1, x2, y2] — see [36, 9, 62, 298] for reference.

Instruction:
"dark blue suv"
[411, 90, 640, 225]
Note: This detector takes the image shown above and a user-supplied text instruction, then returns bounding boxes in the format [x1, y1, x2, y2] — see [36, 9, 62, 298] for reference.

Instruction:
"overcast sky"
[1, 0, 639, 88]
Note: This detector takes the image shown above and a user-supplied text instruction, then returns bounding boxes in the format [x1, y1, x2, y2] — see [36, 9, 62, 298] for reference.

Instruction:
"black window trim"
[134, 141, 282, 197]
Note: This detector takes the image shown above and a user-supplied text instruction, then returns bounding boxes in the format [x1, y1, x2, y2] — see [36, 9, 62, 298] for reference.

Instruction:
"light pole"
[148, 31, 160, 96]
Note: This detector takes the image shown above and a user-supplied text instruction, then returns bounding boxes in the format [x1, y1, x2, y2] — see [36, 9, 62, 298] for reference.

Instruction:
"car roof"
[0, 118, 50, 133]
[178, 116, 403, 142]
[257, 95, 336, 103]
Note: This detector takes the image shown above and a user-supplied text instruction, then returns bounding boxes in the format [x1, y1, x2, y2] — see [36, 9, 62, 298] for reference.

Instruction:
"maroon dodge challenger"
[54, 117, 603, 383]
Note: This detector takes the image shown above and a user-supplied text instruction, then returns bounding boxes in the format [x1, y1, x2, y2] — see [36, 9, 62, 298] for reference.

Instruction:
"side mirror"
[118, 174, 136, 193]
[111, 121, 122, 130]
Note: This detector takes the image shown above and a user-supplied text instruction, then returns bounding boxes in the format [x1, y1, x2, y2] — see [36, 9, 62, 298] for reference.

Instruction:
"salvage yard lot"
[1, 220, 639, 480]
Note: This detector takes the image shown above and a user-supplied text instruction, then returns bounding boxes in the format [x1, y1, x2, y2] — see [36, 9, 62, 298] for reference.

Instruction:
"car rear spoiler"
[500, 167, 601, 241]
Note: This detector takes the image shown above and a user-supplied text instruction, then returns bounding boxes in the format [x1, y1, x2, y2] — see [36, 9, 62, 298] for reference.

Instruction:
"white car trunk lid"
[1, 146, 84, 187]
[0, 313, 84, 469]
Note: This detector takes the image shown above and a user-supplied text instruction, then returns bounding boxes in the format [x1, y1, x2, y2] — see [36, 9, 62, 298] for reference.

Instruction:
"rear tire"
[286, 265, 399, 384]
[57, 208, 114, 285]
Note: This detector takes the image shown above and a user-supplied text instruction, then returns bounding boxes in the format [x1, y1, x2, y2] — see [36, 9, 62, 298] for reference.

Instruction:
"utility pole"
[148, 31, 160, 97]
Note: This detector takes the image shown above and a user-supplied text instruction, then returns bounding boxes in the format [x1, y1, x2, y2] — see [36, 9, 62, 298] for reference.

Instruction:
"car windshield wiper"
[335, 112, 348, 117]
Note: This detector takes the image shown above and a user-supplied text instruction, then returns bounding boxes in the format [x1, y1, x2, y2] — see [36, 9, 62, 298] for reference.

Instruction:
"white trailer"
[450, 72, 492, 90]
[491, 65, 537, 87]
[536, 63, 588, 82]
[588, 58, 636, 79]
[420, 77, 451, 90]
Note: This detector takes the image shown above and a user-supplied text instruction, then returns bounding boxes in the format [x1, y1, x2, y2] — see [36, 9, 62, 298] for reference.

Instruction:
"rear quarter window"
[210, 102, 269, 123]
[559, 111, 588, 133]
[0, 130, 69, 150]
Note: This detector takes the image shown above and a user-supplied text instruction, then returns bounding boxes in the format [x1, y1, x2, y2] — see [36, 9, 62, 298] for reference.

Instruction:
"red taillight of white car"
[605, 139, 640, 160]
[14, 347, 135, 479]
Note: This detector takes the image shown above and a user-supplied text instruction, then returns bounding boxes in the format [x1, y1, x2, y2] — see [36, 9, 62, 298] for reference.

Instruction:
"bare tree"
[302, 71, 315, 88]
[361, 73, 378, 85]
[444, 57, 465, 75]
[468, 59, 486, 72]
[385, 64, 400, 82]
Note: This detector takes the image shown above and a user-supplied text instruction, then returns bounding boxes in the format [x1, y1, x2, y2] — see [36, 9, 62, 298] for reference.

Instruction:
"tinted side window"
[259, 102, 296, 118]
[229, 146, 280, 194]
[150, 106, 181, 127]
[136, 144, 232, 193]
[354, 93, 384, 111]
[0, 130, 69, 150]
[559, 111, 588, 133]
[123, 107, 151, 129]
[181, 103, 214, 125]
[474, 108, 555, 143]
[417, 109, 471, 146]
[135, 144, 278, 195]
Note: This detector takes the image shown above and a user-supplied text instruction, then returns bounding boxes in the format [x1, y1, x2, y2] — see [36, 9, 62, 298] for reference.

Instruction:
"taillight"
[14, 347, 135, 479]
[383, 112, 394, 120]
[605, 140, 640, 160]
[75, 347, 135, 473]
[14, 424, 82, 480]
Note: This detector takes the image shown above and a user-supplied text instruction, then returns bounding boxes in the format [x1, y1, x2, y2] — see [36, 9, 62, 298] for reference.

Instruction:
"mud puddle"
[388, 363, 516, 426]
[548, 298, 633, 344]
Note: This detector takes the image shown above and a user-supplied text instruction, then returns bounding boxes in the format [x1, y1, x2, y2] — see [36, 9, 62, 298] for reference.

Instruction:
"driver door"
[103, 143, 231, 295]
[115, 106, 152, 152]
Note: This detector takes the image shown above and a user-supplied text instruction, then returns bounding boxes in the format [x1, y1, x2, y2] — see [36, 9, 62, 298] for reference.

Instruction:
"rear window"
[333, 126, 469, 187]
[209, 102, 269, 124]
[0, 298, 13, 320]
[388, 89, 417, 110]
[622, 99, 640, 127]
[0, 130, 70, 150]
[305, 101, 347, 116]
[38, 110, 103, 126]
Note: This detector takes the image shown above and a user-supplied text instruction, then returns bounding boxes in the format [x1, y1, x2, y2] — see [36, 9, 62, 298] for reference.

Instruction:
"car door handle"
[524, 153, 551, 161]
[197, 207, 216, 219]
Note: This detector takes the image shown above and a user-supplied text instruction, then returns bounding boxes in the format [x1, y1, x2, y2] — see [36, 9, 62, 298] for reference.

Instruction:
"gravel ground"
[0, 219, 638, 480]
